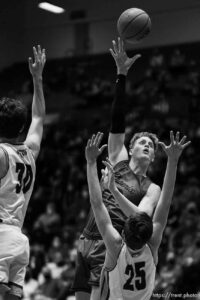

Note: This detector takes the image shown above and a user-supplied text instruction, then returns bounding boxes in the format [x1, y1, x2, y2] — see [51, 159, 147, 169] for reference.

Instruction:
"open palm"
[110, 37, 141, 74]
[159, 131, 191, 162]
[85, 132, 107, 164]
[28, 45, 46, 78]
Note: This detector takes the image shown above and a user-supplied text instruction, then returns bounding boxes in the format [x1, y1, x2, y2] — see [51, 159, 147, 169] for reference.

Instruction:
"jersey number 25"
[123, 262, 146, 291]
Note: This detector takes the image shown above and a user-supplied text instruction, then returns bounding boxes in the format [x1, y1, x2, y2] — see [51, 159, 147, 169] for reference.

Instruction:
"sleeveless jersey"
[101, 244, 156, 300]
[0, 143, 36, 228]
[83, 160, 152, 239]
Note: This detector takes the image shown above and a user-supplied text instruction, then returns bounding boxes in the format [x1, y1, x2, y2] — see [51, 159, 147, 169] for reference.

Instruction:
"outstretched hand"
[29, 45, 46, 78]
[110, 37, 141, 75]
[85, 132, 107, 164]
[159, 131, 191, 162]
[102, 157, 116, 191]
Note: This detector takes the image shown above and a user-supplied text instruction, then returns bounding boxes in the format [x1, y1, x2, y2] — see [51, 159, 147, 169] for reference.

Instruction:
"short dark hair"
[0, 97, 27, 139]
[124, 212, 153, 250]
[129, 132, 158, 152]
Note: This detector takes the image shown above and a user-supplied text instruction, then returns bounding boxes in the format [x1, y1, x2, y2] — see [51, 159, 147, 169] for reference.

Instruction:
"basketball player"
[0, 45, 46, 299]
[85, 131, 190, 300]
[72, 38, 161, 300]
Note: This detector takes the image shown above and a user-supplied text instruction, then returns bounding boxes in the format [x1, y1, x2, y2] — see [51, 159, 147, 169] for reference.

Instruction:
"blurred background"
[1, 0, 200, 299]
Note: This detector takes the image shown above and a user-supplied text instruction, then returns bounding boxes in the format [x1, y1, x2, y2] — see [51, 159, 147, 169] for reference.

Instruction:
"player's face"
[129, 136, 155, 162]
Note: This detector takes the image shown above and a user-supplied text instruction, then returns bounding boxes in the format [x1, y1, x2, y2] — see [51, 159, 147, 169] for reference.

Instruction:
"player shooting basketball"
[85, 131, 190, 300]
[72, 37, 162, 300]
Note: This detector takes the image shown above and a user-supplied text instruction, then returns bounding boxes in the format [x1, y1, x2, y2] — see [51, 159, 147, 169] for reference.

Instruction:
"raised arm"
[108, 37, 141, 165]
[150, 131, 191, 250]
[25, 45, 46, 160]
[86, 133, 122, 257]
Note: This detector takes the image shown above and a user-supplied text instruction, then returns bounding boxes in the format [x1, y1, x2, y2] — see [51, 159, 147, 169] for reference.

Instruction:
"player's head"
[0, 97, 27, 139]
[129, 132, 158, 163]
[123, 212, 153, 251]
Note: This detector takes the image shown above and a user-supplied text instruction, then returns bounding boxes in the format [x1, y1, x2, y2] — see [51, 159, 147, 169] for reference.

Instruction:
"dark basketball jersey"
[83, 160, 152, 239]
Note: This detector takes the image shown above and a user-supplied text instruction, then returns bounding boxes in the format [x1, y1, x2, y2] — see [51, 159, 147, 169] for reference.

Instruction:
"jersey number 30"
[123, 262, 146, 291]
[16, 163, 33, 194]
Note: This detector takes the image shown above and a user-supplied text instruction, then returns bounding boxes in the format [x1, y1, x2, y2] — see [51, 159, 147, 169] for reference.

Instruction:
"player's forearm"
[32, 76, 46, 120]
[87, 162, 103, 209]
[110, 186, 140, 217]
[87, 162, 111, 236]
[153, 158, 178, 224]
[110, 75, 126, 133]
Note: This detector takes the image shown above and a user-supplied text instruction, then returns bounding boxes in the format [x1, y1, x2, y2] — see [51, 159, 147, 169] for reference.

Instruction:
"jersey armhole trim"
[0, 146, 9, 180]
[147, 243, 157, 266]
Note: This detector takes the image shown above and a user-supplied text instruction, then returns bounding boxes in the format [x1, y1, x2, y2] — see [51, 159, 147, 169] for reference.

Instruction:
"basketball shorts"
[71, 234, 106, 292]
[0, 224, 29, 298]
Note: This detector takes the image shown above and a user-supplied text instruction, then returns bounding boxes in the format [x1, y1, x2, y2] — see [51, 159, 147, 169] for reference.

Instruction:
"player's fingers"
[95, 132, 103, 147]
[103, 161, 114, 174]
[87, 139, 91, 148]
[28, 57, 33, 68]
[99, 144, 107, 153]
[112, 40, 118, 53]
[101, 169, 105, 176]
[182, 141, 191, 149]
[121, 39, 125, 53]
[102, 160, 110, 169]
[109, 49, 117, 61]
[179, 135, 187, 145]
[91, 134, 96, 145]
[33, 46, 38, 62]
[37, 45, 42, 56]
[170, 131, 175, 144]
[106, 157, 113, 167]
[118, 37, 122, 53]
[175, 131, 180, 143]
[42, 49, 46, 63]
[106, 158, 114, 172]
[132, 54, 142, 63]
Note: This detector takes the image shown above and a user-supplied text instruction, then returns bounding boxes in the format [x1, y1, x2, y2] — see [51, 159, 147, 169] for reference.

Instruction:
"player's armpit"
[103, 223, 122, 259]
[25, 117, 43, 160]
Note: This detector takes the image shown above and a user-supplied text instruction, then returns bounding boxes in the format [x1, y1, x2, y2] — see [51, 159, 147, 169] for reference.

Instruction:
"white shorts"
[0, 224, 29, 297]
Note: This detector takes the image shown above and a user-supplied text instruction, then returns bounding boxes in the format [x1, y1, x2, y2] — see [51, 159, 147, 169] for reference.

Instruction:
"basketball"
[117, 8, 151, 44]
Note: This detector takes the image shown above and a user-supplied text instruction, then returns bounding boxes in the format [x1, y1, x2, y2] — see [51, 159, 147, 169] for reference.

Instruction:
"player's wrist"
[117, 68, 128, 76]
[32, 75, 43, 81]
[167, 157, 179, 166]
[87, 159, 97, 166]
[110, 185, 118, 194]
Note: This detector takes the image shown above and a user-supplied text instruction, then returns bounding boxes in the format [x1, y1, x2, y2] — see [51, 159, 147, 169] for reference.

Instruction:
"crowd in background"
[0, 43, 200, 299]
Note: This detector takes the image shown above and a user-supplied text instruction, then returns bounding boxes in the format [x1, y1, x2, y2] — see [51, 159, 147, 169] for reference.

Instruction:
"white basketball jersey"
[0, 143, 36, 228]
[101, 244, 156, 300]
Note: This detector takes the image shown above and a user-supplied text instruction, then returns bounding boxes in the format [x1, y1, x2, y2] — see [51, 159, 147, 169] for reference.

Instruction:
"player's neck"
[127, 245, 145, 257]
[129, 158, 149, 177]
